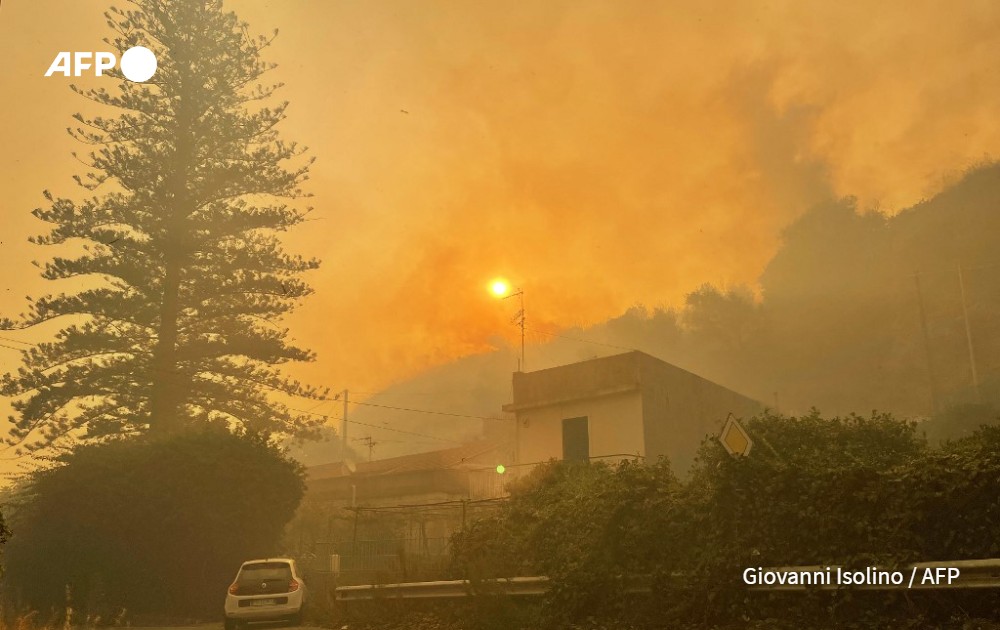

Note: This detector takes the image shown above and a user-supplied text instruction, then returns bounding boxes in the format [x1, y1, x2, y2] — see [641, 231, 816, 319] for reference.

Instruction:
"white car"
[224, 558, 307, 629]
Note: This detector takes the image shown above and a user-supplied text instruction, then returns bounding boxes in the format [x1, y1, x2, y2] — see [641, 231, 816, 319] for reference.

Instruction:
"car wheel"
[224, 617, 237, 630]
[290, 611, 303, 627]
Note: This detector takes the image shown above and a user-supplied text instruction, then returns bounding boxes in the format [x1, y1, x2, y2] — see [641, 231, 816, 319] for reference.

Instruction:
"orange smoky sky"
[2, 0, 1000, 404]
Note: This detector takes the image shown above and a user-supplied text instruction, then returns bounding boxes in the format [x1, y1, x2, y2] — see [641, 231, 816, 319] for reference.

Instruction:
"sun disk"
[490, 279, 510, 297]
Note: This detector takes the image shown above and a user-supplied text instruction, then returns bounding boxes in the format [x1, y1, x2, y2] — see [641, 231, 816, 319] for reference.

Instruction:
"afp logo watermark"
[45, 46, 157, 82]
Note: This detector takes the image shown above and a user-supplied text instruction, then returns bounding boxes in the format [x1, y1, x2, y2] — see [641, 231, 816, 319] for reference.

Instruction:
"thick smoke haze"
[258, 0, 1000, 389]
[3, 1, 1000, 458]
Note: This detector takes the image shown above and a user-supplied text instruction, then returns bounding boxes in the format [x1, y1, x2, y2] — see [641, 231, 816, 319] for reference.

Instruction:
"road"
[128, 624, 326, 630]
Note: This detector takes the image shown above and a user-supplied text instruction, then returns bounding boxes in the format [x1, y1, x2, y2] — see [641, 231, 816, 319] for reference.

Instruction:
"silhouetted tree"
[683, 284, 764, 353]
[1, 0, 325, 451]
[4, 428, 305, 617]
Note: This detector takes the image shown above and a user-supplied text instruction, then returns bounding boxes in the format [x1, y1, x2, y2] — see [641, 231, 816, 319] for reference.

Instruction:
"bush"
[3, 427, 305, 620]
[451, 410, 1000, 627]
[664, 411, 926, 622]
[451, 458, 678, 626]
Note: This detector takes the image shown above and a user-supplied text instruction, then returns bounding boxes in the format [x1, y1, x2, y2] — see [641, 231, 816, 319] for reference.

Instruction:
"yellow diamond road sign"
[720, 416, 753, 457]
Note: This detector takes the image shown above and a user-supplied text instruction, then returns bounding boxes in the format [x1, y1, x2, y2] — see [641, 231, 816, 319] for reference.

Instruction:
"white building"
[503, 351, 760, 474]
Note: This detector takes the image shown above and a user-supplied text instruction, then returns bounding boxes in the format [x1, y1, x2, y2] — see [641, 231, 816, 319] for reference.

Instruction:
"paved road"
[129, 624, 326, 630]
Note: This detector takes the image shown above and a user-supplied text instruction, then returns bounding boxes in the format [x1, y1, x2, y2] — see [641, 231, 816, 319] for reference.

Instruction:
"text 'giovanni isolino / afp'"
[743, 566, 961, 589]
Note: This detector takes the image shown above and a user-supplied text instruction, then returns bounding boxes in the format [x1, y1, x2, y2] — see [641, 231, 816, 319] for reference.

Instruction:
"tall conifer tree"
[2, 0, 326, 450]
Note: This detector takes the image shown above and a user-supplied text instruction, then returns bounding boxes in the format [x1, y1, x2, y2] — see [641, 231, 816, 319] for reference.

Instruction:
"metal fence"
[298, 497, 506, 585]
[314, 536, 452, 582]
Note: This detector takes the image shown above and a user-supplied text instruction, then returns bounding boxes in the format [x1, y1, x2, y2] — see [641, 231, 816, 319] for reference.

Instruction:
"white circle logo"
[120, 46, 157, 82]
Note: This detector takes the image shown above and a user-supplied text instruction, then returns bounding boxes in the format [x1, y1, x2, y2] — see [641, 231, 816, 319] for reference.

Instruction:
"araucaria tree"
[1, 0, 327, 451]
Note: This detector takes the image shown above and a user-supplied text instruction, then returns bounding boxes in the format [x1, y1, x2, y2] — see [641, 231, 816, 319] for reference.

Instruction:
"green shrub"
[451, 410, 1000, 627]
[451, 458, 678, 626]
[3, 427, 305, 619]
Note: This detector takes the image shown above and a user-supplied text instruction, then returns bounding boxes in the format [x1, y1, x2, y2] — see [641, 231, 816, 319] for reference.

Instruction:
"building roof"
[502, 350, 754, 412]
[306, 440, 504, 482]
[502, 350, 647, 412]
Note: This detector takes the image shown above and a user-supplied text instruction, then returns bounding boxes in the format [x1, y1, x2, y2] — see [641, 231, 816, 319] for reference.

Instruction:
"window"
[239, 562, 292, 582]
[562, 416, 589, 462]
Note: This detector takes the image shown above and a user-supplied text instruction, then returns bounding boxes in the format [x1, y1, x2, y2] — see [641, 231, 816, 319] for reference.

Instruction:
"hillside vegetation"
[337, 163, 1000, 460]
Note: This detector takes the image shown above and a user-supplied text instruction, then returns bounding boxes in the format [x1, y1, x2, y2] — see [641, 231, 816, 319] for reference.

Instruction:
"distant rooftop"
[306, 440, 504, 481]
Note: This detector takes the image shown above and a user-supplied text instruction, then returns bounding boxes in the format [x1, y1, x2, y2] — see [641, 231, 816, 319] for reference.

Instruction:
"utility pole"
[341, 389, 349, 450]
[913, 272, 940, 413]
[504, 288, 525, 372]
[957, 264, 982, 402]
[520, 289, 525, 372]
[354, 435, 376, 462]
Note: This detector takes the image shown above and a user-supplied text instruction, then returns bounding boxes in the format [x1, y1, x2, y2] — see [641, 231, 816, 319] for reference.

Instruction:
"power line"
[345, 418, 462, 444]
[289, 386, 507, 423]
[286, 405, 338, 418]
[0, 334, 34, 348]
[911, 260, 1000, 277]
[301, 398, 334, 413]
[349, 389, 489, 397]
[285, 406, 464, 444]
[526, 326, 635, 352]
[348, 399, 505, 421]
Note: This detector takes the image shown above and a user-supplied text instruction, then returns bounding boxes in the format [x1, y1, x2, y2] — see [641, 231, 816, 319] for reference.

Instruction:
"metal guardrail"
[334, 558, 1000, 601]
[335, 576, 550, 601]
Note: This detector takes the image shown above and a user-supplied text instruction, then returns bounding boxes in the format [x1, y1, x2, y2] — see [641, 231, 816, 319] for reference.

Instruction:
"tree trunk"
[149, 65, 195, 436]
[150, 252, 183, 435]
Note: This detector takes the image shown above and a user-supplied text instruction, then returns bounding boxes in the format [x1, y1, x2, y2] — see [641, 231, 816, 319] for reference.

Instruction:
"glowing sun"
[489, 278, 511, 297]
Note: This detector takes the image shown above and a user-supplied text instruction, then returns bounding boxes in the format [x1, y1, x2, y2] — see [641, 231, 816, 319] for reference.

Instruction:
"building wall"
[507, 351, 761, 477]
[638, 353, 761, 474]
[514, 390, 645, 466]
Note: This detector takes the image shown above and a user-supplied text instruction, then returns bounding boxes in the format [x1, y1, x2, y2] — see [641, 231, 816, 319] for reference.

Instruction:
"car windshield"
[239, 562, 292, 582]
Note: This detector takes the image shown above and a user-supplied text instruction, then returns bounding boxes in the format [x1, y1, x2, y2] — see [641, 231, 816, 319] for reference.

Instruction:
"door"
[562, 416, 589, 462]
